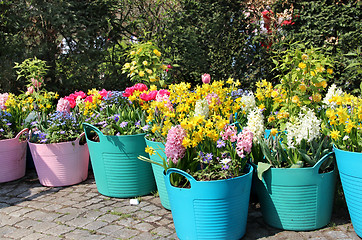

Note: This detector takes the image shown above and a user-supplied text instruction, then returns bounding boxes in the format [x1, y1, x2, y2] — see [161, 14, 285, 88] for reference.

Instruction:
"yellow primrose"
[298, 62, 306, 69]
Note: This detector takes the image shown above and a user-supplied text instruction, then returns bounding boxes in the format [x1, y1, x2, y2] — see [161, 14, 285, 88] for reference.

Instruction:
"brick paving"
[0, 169, 360, 240]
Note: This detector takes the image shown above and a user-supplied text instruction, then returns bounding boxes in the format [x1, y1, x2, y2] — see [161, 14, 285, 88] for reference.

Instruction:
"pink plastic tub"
[0, 129, 28, 183]
[29, 133, 89, 187]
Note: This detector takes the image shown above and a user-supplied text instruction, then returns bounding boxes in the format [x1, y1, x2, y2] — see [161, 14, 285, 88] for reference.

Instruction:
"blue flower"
[135, 120, 141, 127]
[120, 121, 128, 128]
[113, 114, 120, 122]
[142, 125, 149, 131]
[216, 139, 226, 148]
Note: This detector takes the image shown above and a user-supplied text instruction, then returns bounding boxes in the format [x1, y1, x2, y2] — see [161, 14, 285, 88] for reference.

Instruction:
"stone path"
[0, 169, 360, 240]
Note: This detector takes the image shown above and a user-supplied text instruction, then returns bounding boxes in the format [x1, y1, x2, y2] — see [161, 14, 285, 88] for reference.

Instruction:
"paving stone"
[31, 222, 59, 233]
[64, 229, 105, 240]
[133, 222, 155, 231]
[96, 213, 120, 223]
[151, 226, 174, 237]
[15, 219, 42, 229]
[21, 232, 48, 240]
[4, 227, 34, 239]
[66, 216, 95, 228]
[0, 213, 23, 225]
[8, 207, 33, 217]
[23, 210, 63, 222]
[83, 220, 109, 231]
[132, 231, 159, 240]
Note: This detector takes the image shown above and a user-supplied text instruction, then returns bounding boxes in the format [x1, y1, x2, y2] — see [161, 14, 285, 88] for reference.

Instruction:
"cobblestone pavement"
[0, 169, 360, 240]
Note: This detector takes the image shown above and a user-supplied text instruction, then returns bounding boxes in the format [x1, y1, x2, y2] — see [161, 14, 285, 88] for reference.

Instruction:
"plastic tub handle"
[313, 151, 335, 174]
[83, 123, 104, 143]
[165, 168, 196, 189]
[15, 128, 29, 140]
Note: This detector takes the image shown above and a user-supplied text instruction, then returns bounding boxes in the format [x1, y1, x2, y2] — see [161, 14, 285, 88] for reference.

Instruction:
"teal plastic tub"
[83, 123, 156, 198]
[144, 138, 170, 210]
[255, 152, 337, 231]
[165, 165, 253, 240]
[334, 146, 362, 238]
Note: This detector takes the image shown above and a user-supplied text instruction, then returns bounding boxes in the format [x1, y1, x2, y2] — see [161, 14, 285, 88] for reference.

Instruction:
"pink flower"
[165, 125, 187, 164]
[221, 125, 238, 142]
[99, 89, 111, 99]
[156, 91, 174, 111]
[235, 128, 253, 158]
[74, 91, 86, 99]
[123, 87, 135, 97]
[84, 95, 93, 103]
[0, 93, 9, 110]
[202, 73, 211, 84]
[206, 93, 221, 105]
[31, 78, 42, 88]
[134, 83, 148, 92]
[140, 91, 158, 101]
[64, 96, 76, 108]
[26, 86, 34, 94]
[56, 98, 71, 113]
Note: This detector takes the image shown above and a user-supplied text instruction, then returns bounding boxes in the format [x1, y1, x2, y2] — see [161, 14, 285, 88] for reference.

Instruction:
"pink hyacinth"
[156, 91, 174, 111]
[0, 93, 9, 110]
[206, 92, 221, 105]
[56, 98, 71, 113]
[235, 128, 253, 158]
[31, 78, 42, 88]
[202, 73, 211, 84]
[220, 125, 238, 142]
[165, 125, 187, 164]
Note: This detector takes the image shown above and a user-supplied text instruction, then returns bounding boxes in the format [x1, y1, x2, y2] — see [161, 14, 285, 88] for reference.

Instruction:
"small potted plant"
[28, 98, 89, 187]
[140, 78, 253, 240]
[0, 93, 29, 183]
[82, 86, 156, 198]
[322, 83, 362, 237]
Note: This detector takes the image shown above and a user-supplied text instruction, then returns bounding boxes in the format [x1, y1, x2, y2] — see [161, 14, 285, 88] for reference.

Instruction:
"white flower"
[220, 158, 232, 165]
[194, 99, 209, 119]
[240, 92, 256, 113]
[247, 108, 265, 142]
[286, 107, 321, 148]
[322, 84, 343, 108]
[343, 135, 350, 141]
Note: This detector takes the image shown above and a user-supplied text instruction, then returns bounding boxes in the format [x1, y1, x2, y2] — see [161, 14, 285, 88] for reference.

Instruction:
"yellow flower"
[301, 54, 308, 60]
[268, 116, 275, 122]
[143, 61, 148, 66]
[139, 71, 145, 77]
[124, 63, 131, 69]
[271, 90, 278, 98]
[310, 71, 316, 76]
[146, 69, 153, 74]
[270, 128, 278, 136]
[298, 62, 306, 69]
[258, 104, 265, 110]
[299, 84, 307, 92]
[327, 68, 333, 74]
[312, 93, 322, 102]
[153, 49, 161, 57]
[152, 125, 161, 133]
[292, 95, 300, 104]
[330, 129, 341, 140]
[182, 137, 192, 148]
[226, 78, 233, 84]
[130, 51, 136, 55]
[145, 146, 155, 156]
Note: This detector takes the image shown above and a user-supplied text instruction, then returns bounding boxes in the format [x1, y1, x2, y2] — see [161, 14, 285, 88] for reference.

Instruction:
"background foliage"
[0, 0, 360, 95]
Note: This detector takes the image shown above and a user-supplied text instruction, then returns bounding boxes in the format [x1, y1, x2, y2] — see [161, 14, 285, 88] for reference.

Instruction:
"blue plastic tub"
[255, 152, 337, 230]
[334, 146, 362, 238]
[83, 123, 156, 198]
[165, 165, 253, 240]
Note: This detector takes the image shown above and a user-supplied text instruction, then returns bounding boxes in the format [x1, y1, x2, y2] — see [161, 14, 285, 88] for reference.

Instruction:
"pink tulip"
[202, 73, 211, 84]
[26, 86, 34, 94]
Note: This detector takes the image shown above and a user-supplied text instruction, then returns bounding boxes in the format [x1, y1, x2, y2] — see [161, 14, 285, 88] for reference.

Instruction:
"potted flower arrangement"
[139, 78, 254, 240]
[322, 83, 362, 237]
[248, 46, 337, 231]
[15, 58, 89, 187]
[82, 86, 156, 198]
[0, 93, 29, 183]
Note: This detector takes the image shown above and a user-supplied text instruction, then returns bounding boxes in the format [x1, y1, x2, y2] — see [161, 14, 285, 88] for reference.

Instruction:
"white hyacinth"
[247, 108, 265, 142]
[194, 99, 209, 119]
[286, 107, 321, 148]
[240, 92, 256, 113]
[322, 84, 343, 108]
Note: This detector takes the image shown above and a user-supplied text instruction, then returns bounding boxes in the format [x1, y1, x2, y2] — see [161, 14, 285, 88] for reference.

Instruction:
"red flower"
[140, 91, 158, 101]
[64, 96, 76, 108]
[84, 95, 93, 103]
[98, 89, 111, 99]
